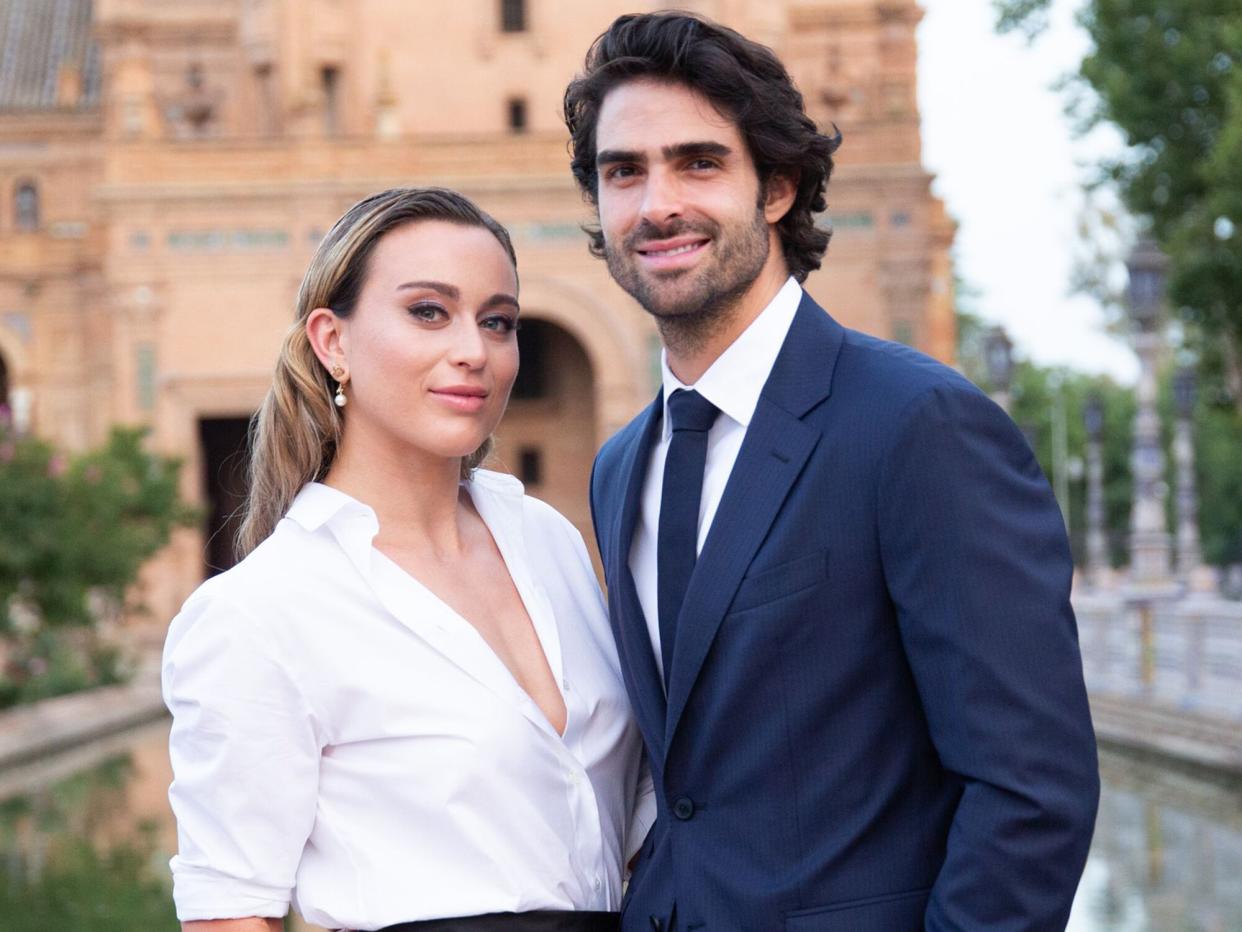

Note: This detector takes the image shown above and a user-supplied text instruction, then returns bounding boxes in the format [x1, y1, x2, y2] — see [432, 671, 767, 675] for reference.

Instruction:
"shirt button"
[672, 796, 695, 820]
[593, 876, 602, 890]
[563, 678, 571, 691]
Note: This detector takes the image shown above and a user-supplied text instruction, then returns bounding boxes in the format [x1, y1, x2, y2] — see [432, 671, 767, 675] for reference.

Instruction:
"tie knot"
[667, 389, 719, 433]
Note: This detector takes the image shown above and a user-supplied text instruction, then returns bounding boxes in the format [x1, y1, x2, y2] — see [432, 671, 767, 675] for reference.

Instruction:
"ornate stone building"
[0, 0, 954, 622]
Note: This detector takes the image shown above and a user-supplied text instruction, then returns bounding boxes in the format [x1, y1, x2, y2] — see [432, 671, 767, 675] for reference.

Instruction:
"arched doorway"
[198, 416, 253, 576]
[494, 318, 597, 547]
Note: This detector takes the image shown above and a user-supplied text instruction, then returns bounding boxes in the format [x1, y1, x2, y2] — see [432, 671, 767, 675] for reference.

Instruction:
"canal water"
[1, 721, 1240, 931]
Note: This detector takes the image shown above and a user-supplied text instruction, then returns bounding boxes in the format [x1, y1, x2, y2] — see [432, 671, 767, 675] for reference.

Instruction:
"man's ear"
[763, 172, 798, 225]
[306, 307, 347, 372]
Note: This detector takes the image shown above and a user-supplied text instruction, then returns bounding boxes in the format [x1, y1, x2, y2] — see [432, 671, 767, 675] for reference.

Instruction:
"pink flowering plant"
[0, 418, 196, 707]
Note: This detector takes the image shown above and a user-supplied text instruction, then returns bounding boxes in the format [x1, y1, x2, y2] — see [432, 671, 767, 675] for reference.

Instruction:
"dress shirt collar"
[284, 470, 527, 577]
[659, 275, 802, 439]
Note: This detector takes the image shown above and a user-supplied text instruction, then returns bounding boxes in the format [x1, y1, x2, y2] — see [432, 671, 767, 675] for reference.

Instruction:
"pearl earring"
[331, 365, 347, 408]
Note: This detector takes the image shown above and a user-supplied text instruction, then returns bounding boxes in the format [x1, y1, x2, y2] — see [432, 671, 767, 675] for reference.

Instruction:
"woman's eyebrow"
[396, 280, 459, 298]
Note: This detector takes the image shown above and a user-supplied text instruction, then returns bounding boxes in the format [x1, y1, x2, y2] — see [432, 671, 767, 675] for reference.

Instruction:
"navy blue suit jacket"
[589, 294, 1099, 931]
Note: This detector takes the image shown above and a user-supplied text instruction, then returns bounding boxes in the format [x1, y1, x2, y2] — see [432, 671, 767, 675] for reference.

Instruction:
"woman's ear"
[306, 307, 347, 373]
[763, 172, 798, 225]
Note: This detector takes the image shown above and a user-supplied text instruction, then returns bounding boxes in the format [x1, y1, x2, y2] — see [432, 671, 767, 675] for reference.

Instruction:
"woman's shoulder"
[169, 516, 341, 641]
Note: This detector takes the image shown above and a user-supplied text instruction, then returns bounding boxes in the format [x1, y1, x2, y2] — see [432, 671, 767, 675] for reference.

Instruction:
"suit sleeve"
[877, 381, 1099, 931]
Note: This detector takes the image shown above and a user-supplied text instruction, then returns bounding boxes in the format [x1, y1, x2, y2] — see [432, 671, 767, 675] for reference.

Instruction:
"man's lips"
[635, 236, 710, 270]
[636, 236, 710, 258]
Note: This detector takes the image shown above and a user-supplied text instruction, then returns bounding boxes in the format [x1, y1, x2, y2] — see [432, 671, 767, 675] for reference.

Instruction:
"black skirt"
[378, 911, 619, 932]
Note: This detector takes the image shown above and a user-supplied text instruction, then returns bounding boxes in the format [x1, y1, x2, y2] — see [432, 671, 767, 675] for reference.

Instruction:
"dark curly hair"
[562, 12, 842, 283]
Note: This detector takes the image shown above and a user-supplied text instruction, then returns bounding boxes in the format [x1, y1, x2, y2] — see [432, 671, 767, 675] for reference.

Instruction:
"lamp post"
[1084, 392, 1110, 588]
[1125, 238, 1173, 589]
[984, 325, 1014, 413]
[1172, 365, 1212, 592]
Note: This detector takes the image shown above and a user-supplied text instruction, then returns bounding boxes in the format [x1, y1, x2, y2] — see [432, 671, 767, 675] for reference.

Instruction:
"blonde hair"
[236, 187, 518, 557]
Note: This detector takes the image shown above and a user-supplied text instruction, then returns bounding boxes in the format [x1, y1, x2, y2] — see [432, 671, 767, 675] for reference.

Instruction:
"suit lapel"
[664, 294, 845, 745]
[606, 394, 669, 760]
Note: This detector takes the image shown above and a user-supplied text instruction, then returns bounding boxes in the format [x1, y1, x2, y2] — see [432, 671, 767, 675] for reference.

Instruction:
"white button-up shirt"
[629, 277, 802, 678]
[164, 471, 654, 930]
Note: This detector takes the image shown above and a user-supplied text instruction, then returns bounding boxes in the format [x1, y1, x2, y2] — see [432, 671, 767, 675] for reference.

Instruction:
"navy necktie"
[657, 389, 720, 687]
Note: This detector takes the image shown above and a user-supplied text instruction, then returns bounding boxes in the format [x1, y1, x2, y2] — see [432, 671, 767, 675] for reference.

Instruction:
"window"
[255, 64, 279, 136]
[507, 97, 528, 133]
[321, 66, 340, 135]
[14, 181, 39, 232]
[500, 0, 526, 33]
[518, 447, 543, 486]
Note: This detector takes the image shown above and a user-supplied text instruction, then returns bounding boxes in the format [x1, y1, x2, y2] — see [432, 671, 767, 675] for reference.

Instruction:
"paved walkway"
[1090, 692, 1242, 774]
[0, 660, 166, 771]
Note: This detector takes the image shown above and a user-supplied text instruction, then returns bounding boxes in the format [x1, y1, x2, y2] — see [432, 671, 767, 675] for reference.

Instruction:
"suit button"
[672, 796, 695, 820]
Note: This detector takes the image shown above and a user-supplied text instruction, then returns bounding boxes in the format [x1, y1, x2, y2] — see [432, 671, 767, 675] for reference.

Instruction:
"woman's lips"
[430, 388, 488, 413]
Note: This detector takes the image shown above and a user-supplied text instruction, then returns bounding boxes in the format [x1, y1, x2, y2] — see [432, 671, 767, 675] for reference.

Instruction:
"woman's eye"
[481, 314, 518, 334]
[408, 302, 446, 322]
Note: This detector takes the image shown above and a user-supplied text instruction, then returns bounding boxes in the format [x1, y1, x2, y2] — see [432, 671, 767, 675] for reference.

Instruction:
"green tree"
[0, 420, 196, 705]
[995, 0, 1242, 409]
[957, 303, 1242, 569]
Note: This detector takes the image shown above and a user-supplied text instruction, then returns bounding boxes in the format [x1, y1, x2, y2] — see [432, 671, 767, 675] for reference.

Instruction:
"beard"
[603, 206, 770, 351]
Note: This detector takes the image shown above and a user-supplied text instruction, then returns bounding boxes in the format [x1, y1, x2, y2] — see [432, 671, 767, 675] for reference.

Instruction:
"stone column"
[1084, 392, 1110, 588]
[1172, 366, 1216, 593]
[1125, 239, 1173, 589]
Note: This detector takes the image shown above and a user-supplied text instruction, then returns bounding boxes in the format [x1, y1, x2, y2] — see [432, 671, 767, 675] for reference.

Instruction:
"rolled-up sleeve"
[162, 592, 322, 922]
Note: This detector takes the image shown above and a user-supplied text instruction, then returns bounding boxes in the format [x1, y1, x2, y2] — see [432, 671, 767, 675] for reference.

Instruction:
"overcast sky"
[917, 0, 1139, 383]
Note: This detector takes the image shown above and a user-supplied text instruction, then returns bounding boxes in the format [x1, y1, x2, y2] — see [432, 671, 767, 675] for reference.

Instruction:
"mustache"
[624, 218, 717, 251]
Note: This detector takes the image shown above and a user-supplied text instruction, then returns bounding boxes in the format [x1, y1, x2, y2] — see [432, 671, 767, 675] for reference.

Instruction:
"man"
[564, 12, 1099, 932]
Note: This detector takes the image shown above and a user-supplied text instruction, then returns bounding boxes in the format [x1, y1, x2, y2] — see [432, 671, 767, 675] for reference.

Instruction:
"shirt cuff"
[171, 859, 290, 922]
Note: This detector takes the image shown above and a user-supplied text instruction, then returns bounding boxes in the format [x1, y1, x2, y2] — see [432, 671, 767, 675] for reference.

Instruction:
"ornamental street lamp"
[1083, 392, 1110, 588]
[1125, 238, 1173, 588]
[984, 325, 1014, 413]
[1172, 365, 1212, 592]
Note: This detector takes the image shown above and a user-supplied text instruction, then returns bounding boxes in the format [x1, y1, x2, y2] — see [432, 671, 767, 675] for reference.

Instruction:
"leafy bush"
[0, 414, 196, 706]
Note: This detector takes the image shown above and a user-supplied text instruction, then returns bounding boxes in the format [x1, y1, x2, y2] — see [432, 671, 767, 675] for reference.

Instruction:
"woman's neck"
[323, 426, 468, 557]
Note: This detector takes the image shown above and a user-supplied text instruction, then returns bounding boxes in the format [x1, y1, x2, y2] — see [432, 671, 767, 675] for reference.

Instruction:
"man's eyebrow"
[396, 280, 459, 299]
[663, 141, 732, 160]
[596, 141, 734, 168]
[596, 148, 643, 167]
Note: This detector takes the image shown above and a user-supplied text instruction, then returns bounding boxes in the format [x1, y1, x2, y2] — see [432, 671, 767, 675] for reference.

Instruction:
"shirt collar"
[284, 471, 527, 575]
[660, 276, 802, 439]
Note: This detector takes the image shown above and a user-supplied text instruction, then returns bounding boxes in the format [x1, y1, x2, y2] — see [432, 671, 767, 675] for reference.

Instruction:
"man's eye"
[689, 159, 718, 170]
[605, 165, 638, 181]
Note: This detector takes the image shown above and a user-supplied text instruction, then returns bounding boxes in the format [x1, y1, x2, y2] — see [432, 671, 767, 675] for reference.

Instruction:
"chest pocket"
[729, 549, 830, 615]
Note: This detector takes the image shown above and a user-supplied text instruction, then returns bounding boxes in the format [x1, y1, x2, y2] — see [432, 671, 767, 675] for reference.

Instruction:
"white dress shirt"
[629, 276, 803, 678]
[164, 470, 654, 930]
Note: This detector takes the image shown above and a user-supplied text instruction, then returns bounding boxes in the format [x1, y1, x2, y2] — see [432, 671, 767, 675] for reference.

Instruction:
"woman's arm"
[164, 593, 322, 926]
[184, 920, 283, 932]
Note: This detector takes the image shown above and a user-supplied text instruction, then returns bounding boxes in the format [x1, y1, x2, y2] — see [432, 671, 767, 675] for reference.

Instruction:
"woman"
[163, 188, 652, 932]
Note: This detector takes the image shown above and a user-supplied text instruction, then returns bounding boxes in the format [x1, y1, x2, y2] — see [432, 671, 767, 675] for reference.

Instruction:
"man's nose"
[638, 167, 684, 227]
